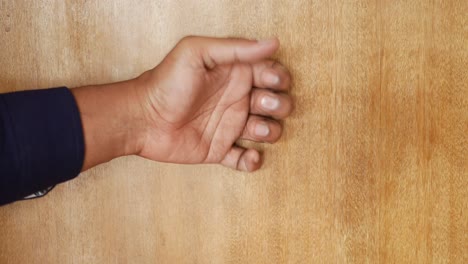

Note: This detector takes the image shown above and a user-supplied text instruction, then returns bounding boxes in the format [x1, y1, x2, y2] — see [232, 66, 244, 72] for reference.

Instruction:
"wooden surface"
[0, 0, 467, 263]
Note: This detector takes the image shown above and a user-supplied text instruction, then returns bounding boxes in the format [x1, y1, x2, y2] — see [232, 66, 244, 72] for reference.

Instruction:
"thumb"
[183, 36, 280, 67]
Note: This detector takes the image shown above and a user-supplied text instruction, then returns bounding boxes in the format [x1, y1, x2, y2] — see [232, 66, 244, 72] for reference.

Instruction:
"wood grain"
[0, 0, 466, 263]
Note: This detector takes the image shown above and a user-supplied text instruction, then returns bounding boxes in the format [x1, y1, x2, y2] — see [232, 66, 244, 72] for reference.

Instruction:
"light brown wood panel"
[0, 0, 466, 263]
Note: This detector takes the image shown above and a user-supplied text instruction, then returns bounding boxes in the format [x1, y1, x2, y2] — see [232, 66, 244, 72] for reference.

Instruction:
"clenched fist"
[73, 36, 293, 172]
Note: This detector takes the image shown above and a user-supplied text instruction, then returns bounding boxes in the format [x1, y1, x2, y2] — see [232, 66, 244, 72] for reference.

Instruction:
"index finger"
[179, 36, 280, 68]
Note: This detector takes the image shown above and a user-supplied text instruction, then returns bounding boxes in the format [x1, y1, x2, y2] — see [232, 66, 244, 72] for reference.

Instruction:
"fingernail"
[255, 123, 270, 137]
[264, 71, 280, 85]
[261, 95, 280, 110]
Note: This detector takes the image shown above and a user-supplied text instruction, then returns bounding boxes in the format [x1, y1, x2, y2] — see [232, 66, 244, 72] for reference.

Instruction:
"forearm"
[71, 78, 147, 171]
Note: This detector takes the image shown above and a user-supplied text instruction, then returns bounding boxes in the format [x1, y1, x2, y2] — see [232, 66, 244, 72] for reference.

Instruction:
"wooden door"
[0, 1, 466, 263]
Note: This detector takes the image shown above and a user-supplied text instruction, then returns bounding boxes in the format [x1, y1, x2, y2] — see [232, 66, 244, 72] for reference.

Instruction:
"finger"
[250, 89, 293, 119]
[252, 60, 291, 91]
[179, 36, 279, 68]
[220, 146, 262, 172]
[240, 115, 282, 143]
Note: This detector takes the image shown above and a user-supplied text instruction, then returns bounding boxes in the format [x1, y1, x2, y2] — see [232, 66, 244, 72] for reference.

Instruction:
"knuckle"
[273, 61, 289, 73]
[268, 60, 278, 67]
[279, 74, 291, 90]
[268, 95, 287, 119]
[180, 35, 196, 42]
[178, 36, 198, 47]
[284, 96, 293, 112]
[270, 122, 283, 143]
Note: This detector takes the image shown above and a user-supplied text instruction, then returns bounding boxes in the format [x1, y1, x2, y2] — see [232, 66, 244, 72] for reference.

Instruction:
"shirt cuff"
[0, 87, 84, 205]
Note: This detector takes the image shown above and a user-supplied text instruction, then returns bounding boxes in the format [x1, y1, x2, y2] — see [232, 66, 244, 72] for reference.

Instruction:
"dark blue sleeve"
[0, 87, 84, 206]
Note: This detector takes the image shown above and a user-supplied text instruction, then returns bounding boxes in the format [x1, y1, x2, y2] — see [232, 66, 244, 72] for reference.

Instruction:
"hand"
[136, 36, 293, 171]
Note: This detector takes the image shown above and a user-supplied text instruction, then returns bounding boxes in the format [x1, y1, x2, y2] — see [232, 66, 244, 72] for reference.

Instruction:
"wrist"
[72, 77, 147, 171]
[116, 78, 147, 157]
[132, 68, 181, 163]
[125, 75, 151, 157]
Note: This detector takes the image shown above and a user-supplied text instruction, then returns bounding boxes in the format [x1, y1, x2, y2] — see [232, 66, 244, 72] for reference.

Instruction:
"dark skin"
[72, 36, 293, 172]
